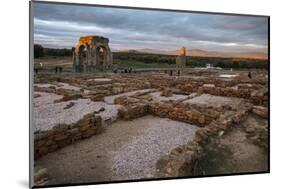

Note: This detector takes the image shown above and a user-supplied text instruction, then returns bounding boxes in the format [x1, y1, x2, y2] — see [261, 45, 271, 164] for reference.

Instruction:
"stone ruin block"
[73, 35, 113, 72]
[34, 114, 102, 160]
[176, 47, 187, 75]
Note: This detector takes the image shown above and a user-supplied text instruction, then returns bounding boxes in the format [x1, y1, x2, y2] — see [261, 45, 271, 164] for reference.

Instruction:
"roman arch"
[73, 35, 113, 72]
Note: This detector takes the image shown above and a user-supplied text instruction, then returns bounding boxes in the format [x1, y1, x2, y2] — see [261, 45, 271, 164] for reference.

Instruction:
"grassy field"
[114, 60, 175, 69]
[33, 50, 269, 72]
[34, 57, 176, 71]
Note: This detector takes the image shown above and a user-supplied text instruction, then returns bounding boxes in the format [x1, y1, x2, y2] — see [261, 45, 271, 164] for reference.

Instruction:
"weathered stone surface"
[34, 167, 49, 186]
[73, 35, 113, 72]
[252, 106, 268, 118]
[161, 88, 173, 97]
[34, 114, 102, 160]
[176, 47, 186, 75]
[118, 103, 149, 120]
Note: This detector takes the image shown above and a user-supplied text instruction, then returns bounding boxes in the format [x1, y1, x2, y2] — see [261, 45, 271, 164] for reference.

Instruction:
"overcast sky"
[33, 2, 268, 53]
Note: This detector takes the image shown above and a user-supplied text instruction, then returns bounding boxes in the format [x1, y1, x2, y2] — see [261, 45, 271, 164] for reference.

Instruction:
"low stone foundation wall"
[118, 103, 149, 120]
[34, 113, 102, 160]
[149, 102, 217, 126]
[114, 93, 218, 126]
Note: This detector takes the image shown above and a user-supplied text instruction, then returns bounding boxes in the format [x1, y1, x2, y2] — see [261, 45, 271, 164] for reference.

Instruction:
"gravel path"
[149, 92, 188, 102]
[33, 92, 121, 132]
[36, 115, 199, 184]
[183, 94, 243, 108]
[34, 82, 82, 91]
[111, 116, 198, 180]
[104, 89, 155, 104]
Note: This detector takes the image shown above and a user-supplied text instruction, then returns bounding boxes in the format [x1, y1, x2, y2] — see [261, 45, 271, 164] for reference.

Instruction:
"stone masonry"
[176, 47, 186, 75]
[73, 35, 113, 72]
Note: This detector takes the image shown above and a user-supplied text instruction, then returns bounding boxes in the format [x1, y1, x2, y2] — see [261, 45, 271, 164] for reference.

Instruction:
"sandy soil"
[36, 115, 199, 184]
[198, 114, 268, 175]
[219, 129, 268, 173]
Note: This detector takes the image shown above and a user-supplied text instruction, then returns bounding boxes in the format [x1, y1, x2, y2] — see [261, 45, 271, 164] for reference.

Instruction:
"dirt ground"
[197, 114, 268, 175]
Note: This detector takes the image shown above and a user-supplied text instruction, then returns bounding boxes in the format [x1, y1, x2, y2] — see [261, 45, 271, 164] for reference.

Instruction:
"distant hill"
[117, 48, 268, 60]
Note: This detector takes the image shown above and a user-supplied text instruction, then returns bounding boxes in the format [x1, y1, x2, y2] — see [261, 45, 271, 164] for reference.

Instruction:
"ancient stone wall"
[34, 113, 102, 160]
[114, 94, 218, 126]
[73, 35, 113, 72]
[149, 102, 217, 126]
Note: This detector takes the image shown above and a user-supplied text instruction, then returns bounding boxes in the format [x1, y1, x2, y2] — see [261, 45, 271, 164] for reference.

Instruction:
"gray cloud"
[32, 2, 268, 53]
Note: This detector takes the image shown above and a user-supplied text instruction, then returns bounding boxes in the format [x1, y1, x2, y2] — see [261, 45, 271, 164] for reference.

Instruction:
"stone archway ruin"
[73, 35, 113, 72]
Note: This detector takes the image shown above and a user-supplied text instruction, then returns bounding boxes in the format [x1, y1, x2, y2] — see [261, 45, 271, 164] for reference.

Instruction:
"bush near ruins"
[34, 44, 44, 58]
[44, 48, 72, 57]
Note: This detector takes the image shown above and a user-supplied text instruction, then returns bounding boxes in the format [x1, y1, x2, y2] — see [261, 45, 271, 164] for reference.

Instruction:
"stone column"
[72, 47, 77, 72]
[176, 47, 186, 76]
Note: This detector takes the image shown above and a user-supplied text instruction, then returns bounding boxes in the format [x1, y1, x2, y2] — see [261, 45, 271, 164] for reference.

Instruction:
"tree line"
[34, 44, 73, 58]
[34, 45, 268, 69]
[114, 52, 268, 69]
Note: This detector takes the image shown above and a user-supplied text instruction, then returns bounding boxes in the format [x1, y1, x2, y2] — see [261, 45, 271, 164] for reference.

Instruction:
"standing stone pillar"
[73, 35, 113, 73]
[176, 47, 186, 76]
[72, 47, 76, 72]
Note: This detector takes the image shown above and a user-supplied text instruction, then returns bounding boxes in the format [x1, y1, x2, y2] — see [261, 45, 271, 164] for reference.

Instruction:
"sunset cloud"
[32, 2, 268, 53]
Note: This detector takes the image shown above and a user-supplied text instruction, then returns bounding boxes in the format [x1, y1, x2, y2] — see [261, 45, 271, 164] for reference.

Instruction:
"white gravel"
[203, 84, 215, 88]
[36, 115, 199, 184]
[149, 92, 188, 102]
[94, 78, 112, 82]
[111, 116, 198, 180]
[34, 82, 82, 91]
[219, 74, 239, 78]
[104, 89, 155, 104]
[33, 92, 121, 132]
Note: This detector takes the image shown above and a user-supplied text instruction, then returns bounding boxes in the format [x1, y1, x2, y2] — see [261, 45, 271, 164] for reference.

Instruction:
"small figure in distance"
[177, 70, 180, 76]
[169, 70, 173, 76]
[248, 71, 252, 79]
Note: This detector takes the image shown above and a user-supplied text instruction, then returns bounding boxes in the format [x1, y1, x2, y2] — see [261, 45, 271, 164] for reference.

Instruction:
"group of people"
[113, 68, 136, 74]
[55, 66, 63, 73]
